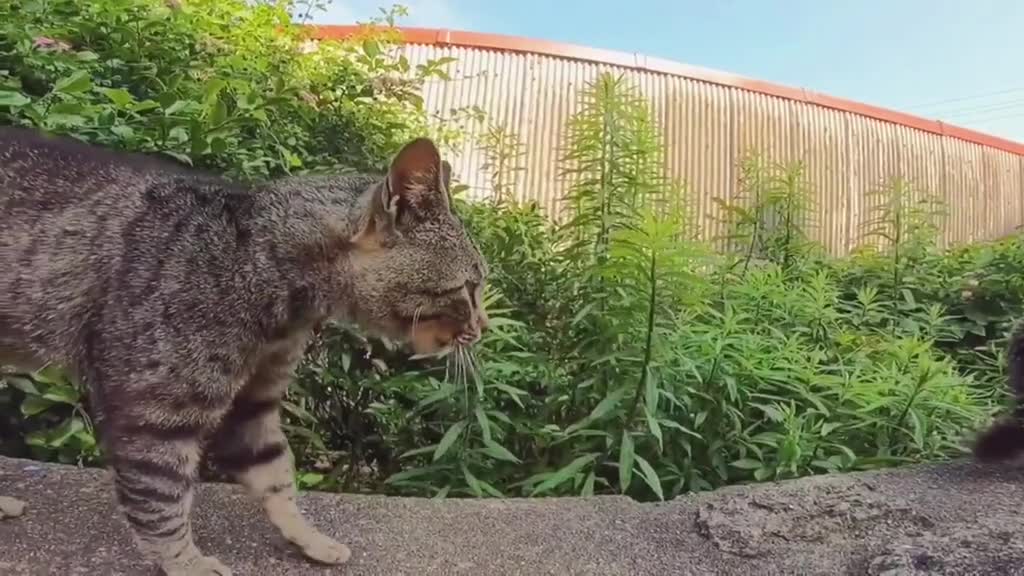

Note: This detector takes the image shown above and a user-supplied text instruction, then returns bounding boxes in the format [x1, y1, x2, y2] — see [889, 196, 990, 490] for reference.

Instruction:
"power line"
[941, 99, 1024, 120]
[903, 87, 1024, 111]
[953, 110, 1024, 127]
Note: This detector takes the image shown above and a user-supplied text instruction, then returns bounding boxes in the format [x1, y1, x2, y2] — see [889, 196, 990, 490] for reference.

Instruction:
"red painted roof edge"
[310, 24, 1024, 157]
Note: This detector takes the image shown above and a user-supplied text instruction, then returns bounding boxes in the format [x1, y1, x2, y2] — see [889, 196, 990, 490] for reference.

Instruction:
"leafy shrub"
[285, 72, 1009, 501]
[0, 0, 456, 179]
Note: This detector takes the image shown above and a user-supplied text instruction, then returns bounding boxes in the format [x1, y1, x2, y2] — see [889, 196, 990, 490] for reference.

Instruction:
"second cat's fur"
[974, 322, 1024, 461]
[0, 127, 488, 575]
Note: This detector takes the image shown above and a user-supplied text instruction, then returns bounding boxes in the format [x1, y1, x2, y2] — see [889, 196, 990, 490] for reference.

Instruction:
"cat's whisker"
[456, 344, 470, 414]
[410, 305, 424, 339]
[462, 345, 484, 400]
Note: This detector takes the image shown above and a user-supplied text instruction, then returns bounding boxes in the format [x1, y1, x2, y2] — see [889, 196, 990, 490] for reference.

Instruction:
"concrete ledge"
[2, 455, 1024, 575]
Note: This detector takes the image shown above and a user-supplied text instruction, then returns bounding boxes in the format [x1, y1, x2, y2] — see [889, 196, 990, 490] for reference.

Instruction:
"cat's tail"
[974, 321, 1024, 461]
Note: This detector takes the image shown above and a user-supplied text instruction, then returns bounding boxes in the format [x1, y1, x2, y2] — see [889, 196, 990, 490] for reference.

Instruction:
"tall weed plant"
[295, 72, 1003, 501]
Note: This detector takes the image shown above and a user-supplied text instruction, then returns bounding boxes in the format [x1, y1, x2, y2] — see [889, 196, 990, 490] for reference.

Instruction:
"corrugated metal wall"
[405, 44, 1024, 255]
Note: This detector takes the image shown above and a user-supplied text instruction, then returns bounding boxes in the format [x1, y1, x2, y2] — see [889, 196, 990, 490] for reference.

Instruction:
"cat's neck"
[252, 173, 381, 323]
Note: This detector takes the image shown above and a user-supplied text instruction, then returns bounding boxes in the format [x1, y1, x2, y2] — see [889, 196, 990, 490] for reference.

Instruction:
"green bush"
[0, 2, 1015, 501]
[285, 73, 1011, 500]
[0, 0, 457, 179]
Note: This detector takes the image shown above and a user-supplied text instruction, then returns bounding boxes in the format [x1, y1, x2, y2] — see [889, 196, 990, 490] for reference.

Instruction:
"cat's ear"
[350, 139, 448, 249]
[386, 137, 450, 220]
[441, 159, 452, 191]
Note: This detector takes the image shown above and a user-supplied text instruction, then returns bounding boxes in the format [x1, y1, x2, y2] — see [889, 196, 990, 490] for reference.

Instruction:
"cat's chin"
[408, 346, 452, 360]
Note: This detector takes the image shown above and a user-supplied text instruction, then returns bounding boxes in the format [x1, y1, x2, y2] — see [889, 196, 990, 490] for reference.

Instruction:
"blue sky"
[313, 0, 1024, 143]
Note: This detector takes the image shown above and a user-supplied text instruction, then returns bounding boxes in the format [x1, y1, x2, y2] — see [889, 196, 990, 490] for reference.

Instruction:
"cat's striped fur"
[0, 127, 488, 575]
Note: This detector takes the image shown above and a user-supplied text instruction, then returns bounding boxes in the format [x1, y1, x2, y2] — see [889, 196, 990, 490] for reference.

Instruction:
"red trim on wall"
[311, 25, 1024, 157]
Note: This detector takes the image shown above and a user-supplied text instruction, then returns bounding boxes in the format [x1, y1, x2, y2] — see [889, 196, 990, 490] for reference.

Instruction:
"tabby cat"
[0, 127, 489, 575]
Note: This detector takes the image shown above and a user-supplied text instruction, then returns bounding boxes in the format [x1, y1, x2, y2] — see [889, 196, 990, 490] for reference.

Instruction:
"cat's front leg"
[210, 391, 351, 565]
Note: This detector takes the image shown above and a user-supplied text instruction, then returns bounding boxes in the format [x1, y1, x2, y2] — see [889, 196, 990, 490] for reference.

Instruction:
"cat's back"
[0, 127, 183, 284]
[0, 126, 178, 212]
[0, 127, 259, 363]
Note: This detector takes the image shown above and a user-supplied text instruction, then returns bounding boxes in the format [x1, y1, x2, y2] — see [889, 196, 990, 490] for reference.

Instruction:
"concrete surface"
[2, 455, 1024, 575]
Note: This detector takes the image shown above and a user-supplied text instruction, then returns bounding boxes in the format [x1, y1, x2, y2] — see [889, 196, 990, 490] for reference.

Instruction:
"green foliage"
[478, 121, 526, 207]
[1, 7, 1016, 503]
[280, 72, 1009, 502]
[716, 152, 821, 276]
[0, 366, 98, 465]
[0, 0, 457, 179]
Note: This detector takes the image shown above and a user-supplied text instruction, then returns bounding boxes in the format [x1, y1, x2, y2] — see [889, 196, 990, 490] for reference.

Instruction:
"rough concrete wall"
[2, 456, 1024, 575]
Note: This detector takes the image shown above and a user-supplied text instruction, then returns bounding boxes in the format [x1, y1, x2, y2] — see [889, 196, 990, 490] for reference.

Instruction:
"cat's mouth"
[400, 312, 481, 356]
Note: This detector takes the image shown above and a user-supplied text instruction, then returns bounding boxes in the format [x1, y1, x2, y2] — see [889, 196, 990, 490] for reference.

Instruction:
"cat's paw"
[299, 532, 352, 565]
[164, 555, 232, 576]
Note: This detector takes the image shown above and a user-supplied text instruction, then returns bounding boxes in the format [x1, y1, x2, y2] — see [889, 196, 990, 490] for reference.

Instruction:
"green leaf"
[415, 383, 455, 410]
[209, 136, 228, 155]
[100, 88, 135, 108]
[645, 368, 659, 415]
[20, 395, 55, 417]
[41, 384, 79, 405]
[729, 458, 763, 470]
[163, 100, 189, 115]
[49, 417, 84, 447]
[644, 407, 663, 452]
[385, 466, 437, 484]
[207, 96, 228, 128]
[299, 472, 324, 488]
[658, 419, 702, 439]
[462, 464, 483, 497]
[75, 51, 99, 61]
[45, 113, 87, 128]
[53, 70, 92, 95]
[161, 151, 193, 165]
[633, 454, 664, 501]
[24, 430, 48, 448]
[480, 438, 520, 463]
[530, 453, 598, 496]
[618, 431, 635, 492]
[493, 383, 526, 408]
[131, 100, 161, 113]
[581, 472, 596, 496]
[482, 317, 525, 329]
[399, 444, 438, 459]
[0, 90, 31, 107]
[5, 376, 39, 395]
[479, 480, 504, 498]
[487, 409, 513, 426]
[203, 78, 227, 103]
[432, 421, 466, 462]
[565, 388, 626, 434]
[474, 407, 492, 443]
[362, 39, 381, 58]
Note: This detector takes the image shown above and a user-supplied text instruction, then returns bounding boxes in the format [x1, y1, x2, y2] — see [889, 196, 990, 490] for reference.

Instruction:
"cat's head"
[346, 137, 489, 355]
